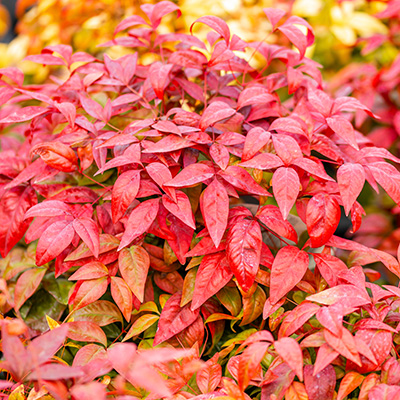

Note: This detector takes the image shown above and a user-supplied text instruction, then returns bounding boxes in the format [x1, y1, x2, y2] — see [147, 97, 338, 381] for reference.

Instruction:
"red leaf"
[191, 16, 231, 44]
[165, 163, 215, 188]
[337, 163, 365, 215]
[238, 341, 270, 390]
[313, 253, 348, 287]
[272, 167, 300, 219]
[327, 235, 400, 277]
[112, 170, 141, 223]
[36, 220, 75, 266]
[278, 302, 319, 338]
[70, 382, 106, 400]
[291, 157, 335, 181]
[270, 246, 309, 304]
[14, 267, 46, 311]
[162, 191, 196, 229]
[69, 262, 109, 280]
[68, 321, 107, 346]
[108, 343, 188, 397]
[199, 101, 236, 130]
[54, 102, 76, 127]
[316, 305, 343, 337]
[73, 218, 100, 259]
[31, 142, 78, 172]
[144, 134, 195, 153]
[256, 205, 298, 242]
[0, 186, 37, 257]
[226, 217, 262, 292]
[368, 384, 400, 400]
[114, 15, 149, 34]
[306, 194, 340, 248]
[307, 284, 370, 307]
[277, 16, 314, 59]
[313, 343, 339, 376]
[153, 292, 200, 345]
[304, 365, 335, 400]
[191, 253, 233, 310]
[274, 337, 303, 381]
[324, 328, 361, 366]
[118, 245, 150, 302]
[210, 142, 230, 170]
[28, 363, 83, 381]
[24, 199, 71, 219]
[118, 198, 159, 250]
[263, 8, 286, 30]
[197, 355, 222, 394]
[219, 165, 270, 196]
[28, 325, 69, 366]
[69, 277, 108, 311]
[242, 128, 271, 162]
[25, 53, 65, 65]
[326, 115, 358, 149]
[148, 1, 181, 28]
[149, 62, 173, 99]
[110, 276, 133, 322]
[369, 161, 400, 205]
[240, 153, 284, 170]
[0, 106, 48, 123]
[337, 372, 364, 400]
[79, 94, 106, 121]
[272, 134, 302, 165]
[200, 178, 229, 248]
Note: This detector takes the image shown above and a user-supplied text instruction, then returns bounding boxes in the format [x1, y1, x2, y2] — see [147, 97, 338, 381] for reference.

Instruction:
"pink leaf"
[327, 115, 358, 149]
[36, 220, 74, 266]
[73, 218, 100, 259]
[200, 178, 229, 248]
[112, 170, 141, 223]
[199, 101, 236, 130]
[149, 62, 173, 99]
[275, 337, 303, 381]
[226, 217, 262, 292]
[219, 165, 270, 196]
[306, 194, 340, 248]
[256, 204, 298, 242]
[191, 253, 233, 310]
[337, 163, 365, 215]
[153, 292, 200, 345]
[304, 365, 335, 400]
[272, 167, 300, 219]
[270, 246, 309, 304]
[162, 191, 196, 229]
[118, 198, 159, 250]
[191, 16, 230, 44]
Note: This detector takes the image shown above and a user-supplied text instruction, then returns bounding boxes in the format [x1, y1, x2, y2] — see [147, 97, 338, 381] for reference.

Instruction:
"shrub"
[0, 1, 400, 399]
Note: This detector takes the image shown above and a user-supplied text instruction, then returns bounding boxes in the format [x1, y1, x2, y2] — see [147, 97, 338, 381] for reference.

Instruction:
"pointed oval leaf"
[226, 218, 262, 292]
[272, 167, 300, 220]
[201, 178, 229, 248]
[270, 246, 309, 304]
[118, 245, 150, 302]
[337, 163, 365, 215]
[275, 337, 304, 381]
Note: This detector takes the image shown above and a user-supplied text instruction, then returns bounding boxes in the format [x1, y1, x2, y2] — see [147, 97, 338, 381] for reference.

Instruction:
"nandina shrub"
[1, 2, 400, 399]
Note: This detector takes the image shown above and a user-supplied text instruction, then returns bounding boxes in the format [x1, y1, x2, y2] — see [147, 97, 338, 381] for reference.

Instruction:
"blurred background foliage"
[0, 0, 396, 80]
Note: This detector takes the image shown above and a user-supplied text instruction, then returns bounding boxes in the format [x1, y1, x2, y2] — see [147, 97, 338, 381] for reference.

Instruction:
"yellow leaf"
[46, 315, 59, 330]
[9, 385, 25, 400]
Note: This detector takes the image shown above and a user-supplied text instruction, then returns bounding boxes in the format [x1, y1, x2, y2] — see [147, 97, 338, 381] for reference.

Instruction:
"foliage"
[0, 1, 400, 399]
[5, 0, 394, 79]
